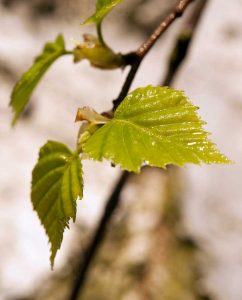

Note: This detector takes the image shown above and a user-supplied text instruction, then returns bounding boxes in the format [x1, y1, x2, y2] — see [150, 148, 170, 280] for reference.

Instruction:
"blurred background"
[1, 0, 242, 299]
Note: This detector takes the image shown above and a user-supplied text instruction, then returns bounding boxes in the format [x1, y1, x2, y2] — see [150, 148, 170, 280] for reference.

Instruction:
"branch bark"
[69, 171, 130, 300]
[113, 0, 195, 110]
[136, 0, 195, 58]
[163, 0, 208, 86]
[69, 1, 208, 299]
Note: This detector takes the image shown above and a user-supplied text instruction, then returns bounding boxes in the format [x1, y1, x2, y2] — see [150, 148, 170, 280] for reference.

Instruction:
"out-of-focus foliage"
[10, 35, 67, 124]
[83, 0, 124, 25]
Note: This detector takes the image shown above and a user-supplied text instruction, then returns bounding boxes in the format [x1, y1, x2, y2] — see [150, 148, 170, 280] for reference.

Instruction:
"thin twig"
[113, 57, 141, 110]
[69, 171, 130, 300]
[68, 1, 209, 299]
[163, 0, 208, 86]
[113, 0, 195, 110]
[136, 0, 195, 58]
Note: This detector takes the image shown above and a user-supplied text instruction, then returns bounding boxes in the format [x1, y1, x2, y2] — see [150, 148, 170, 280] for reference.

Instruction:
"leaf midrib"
[112, 118, 206, 165]
[113, 118, 201, 144]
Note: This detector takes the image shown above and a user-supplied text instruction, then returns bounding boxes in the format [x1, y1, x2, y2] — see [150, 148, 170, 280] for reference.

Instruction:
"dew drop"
[187, 142, 196, 146]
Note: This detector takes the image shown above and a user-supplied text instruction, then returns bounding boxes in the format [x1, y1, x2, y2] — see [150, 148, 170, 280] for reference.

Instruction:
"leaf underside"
[10, 35, 66, 124]
[83, 86, 230, 173]
[31, 141, 83, 267]
[83, 0, 123, 25]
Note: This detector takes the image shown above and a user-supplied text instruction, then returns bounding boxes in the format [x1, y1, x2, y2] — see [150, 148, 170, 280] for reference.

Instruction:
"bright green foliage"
[10, 35, 67, 124]
[83, 0, 123, 25]
[83, 86, 230, 173]
[31, 141, 83, 267]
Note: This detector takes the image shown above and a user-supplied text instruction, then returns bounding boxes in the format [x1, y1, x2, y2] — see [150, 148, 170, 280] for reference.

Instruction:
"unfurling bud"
[75, 107, 110, 124]
[73, 34, 124, 69]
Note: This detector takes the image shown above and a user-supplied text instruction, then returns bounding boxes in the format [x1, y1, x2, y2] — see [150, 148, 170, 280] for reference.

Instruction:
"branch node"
[175, 9, 183, 18]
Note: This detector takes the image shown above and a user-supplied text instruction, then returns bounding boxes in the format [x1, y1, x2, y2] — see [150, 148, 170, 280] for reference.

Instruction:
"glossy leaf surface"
[31, 141, 83, 267]
[83, 86, 230, 173]
[10, 35, 66, 124]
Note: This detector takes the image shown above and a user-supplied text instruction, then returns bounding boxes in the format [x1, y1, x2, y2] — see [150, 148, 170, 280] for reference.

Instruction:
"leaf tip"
[50, 251, 56, 270]
[11, 116, 17, 127]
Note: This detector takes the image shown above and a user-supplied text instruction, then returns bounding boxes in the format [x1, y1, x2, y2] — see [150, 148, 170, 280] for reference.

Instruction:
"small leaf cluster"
[10, 0, 124, 124]
[9, 0, 231, 267]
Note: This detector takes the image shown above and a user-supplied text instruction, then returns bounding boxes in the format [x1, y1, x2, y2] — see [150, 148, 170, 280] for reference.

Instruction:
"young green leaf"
[82, 86, 231, 173]
[83, 0, 123, 25]
[10, 35, 68, 125]
[31, 141, 83, 267]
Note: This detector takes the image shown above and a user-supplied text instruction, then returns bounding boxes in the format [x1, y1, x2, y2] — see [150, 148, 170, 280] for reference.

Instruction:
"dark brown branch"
[113, 56, 141, 110]
[68, 1, 209, 299]
[69, 171, 130, 300]
[113, 0, 195, 110]
[163, 0, 208, 86]
[136, 0, 195, 58]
